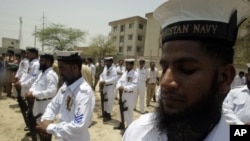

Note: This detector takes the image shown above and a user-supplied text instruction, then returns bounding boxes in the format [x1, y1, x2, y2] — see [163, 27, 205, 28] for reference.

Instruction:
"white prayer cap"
[54, 50, 81, 61]
[153, 0, 250, 45]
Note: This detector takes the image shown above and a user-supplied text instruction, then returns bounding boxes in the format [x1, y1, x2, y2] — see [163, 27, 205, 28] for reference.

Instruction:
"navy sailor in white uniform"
[36, 50, 95, 141]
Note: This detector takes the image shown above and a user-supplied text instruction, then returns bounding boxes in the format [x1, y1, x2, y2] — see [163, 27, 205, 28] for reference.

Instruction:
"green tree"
[89, 34, 117, 60]
[34, 23, 87, 51]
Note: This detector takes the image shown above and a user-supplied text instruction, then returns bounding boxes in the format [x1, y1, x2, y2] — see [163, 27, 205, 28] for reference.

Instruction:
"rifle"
[99, 83, 108, 117]
[35, 113, 52, 141]
[118, 89, 128, 131]
[27, 98, 37, 141]
[15, 87, 30, 129]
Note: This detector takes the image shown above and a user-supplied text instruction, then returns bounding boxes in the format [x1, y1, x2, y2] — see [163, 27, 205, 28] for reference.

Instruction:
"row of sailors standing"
[13, 48, 95, 141]
[99, 57, 160, 129]
[14, 48, 60, 141]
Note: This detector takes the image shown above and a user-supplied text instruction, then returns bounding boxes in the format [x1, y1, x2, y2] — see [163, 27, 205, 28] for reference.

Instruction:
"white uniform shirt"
[223, 85, 250, 125]
[116, 65, 126, 79]
[20, 58, 40, 97]
[29, 67, 59, 116]
[116, 69, 138, 92]
[88, 63, 96, 79]
[15, 58, 29, 80]
[137, 67, 150, 82]
[231, 75, 246, 89]
[122, 113, 229, 141]
[148, 68, 159, 84]
[100, 65, 118, 85]
[41, 78, 94, 141]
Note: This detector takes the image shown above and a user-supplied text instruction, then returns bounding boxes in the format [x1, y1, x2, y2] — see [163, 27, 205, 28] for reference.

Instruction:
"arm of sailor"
[222, 90, 245, 125]
[105, 68, 118, 84]
[124, 72, 138, 92]
[32, 73, 59, 100]
[45, 88, 93, 139]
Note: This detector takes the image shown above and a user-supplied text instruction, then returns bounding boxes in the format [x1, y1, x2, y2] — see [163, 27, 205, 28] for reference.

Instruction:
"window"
[129, 23, 134, 29]
[119, 36, 124, 43]
[138, 23, 143, 30]
[119, 46, 123, 53]
[127, 46, 132, 52]
[137, 35, 143, 41]
[120, 25, 125, 32]
[112, 36, 117, 41]
[128, 34, 133, 40]
[136, 46, 141, 53]
[113, 26, 117, 31]
[11, 42, 14, 45]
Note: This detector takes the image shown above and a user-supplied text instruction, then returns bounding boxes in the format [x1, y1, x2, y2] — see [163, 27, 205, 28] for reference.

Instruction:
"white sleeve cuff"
[46, 123, 56, 134]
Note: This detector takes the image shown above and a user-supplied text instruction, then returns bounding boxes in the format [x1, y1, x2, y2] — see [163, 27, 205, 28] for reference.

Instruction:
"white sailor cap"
[104, 57, 113, 61]
[54, 50, 81, 61]
[153, 0, 250, 46]
[125, 59, 135, 63]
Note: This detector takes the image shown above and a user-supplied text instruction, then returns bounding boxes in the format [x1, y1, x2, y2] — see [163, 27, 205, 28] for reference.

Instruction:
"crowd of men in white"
[0, 47, 250, 140]
[0, 49, 160, 140]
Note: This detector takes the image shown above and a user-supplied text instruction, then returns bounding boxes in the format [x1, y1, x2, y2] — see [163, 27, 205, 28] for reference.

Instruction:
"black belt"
[124, 91, 133, 93]
[105, 84, 113, 86]
[36, 97, 53, 101]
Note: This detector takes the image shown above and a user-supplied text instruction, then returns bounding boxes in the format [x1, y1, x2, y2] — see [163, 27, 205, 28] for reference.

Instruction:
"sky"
[0, 0, 164, 51]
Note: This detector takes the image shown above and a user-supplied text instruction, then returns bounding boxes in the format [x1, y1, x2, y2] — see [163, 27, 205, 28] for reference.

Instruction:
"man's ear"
[72, 64, 78, 71]
[218, 64, 236, 94]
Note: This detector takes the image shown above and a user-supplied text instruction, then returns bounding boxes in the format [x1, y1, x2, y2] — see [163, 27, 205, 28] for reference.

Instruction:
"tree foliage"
[34, 23, 87, 51]
[89, 34, 117, 60]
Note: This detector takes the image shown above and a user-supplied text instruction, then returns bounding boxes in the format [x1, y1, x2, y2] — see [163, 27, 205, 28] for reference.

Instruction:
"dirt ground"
[0, 88, 158, 141]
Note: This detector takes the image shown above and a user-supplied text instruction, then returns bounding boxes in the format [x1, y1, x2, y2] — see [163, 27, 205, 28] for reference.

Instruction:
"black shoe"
[103, 113, 112, 122]
[114, 123, 125, 130]
[103, 117, 112, 122]
[24, 126, 29, 131]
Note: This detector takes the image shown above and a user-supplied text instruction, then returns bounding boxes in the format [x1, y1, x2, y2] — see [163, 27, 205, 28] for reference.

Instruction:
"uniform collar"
[43, 67, 53, 74]
[68, 77, 84, 92]
[204, 115, 229, 141]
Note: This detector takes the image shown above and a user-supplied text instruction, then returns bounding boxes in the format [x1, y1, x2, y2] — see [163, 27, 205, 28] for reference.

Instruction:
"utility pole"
[19, 17, 23, 49]
[41, 12, 45, 53]
[34, 25, 37, 47]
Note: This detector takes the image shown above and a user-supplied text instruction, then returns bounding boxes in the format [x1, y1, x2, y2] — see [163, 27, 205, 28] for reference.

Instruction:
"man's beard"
[39, 65, 47, 72]
[154, 72, 226, 141]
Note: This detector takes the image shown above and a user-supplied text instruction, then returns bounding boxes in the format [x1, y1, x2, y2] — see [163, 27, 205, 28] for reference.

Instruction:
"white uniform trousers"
[122, 91, 135, 126]
[134, 82, 146, 113]
[103, 84, 116, 114]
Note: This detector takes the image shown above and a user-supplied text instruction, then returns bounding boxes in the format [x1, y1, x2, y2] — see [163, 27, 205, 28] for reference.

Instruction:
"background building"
[2, 37, 20, 49]
[144, 12, 161, 65]
[109, 16, 147, 59]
